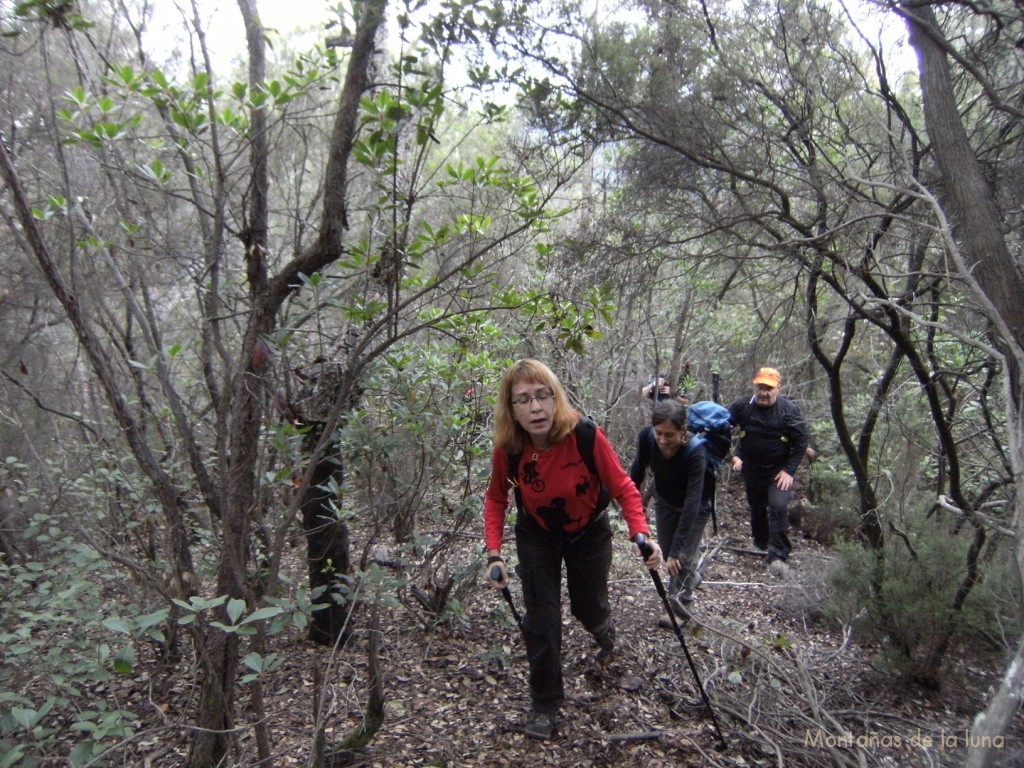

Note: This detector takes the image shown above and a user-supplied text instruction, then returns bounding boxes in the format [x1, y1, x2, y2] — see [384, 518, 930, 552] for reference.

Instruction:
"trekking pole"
[635, 534, 728, 751]
[491, 564, 523, 629]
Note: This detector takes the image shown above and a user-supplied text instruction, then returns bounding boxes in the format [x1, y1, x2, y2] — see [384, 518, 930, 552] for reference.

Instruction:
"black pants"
[741, 470, 793, 560]
[515, 512, 613, 714]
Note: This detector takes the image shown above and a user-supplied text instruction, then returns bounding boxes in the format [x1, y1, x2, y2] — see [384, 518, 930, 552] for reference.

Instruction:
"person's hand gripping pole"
[487, 556, 523, 629]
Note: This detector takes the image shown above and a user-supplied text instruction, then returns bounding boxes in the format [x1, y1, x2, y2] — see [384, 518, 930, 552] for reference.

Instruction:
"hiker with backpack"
[727, 366, 810, 566]
[630, 399, 727, 626]
[483, 359, 663, 741]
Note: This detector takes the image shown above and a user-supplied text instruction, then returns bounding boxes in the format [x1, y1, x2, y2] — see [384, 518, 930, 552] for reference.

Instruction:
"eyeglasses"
[511, 389, 553, 407]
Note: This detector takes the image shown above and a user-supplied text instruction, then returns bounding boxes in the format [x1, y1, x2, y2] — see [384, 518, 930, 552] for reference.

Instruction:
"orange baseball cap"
[753, 367, 781, 387]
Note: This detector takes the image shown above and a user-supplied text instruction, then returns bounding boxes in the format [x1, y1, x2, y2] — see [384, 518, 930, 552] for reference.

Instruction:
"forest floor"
[132, 475, 1023, 767]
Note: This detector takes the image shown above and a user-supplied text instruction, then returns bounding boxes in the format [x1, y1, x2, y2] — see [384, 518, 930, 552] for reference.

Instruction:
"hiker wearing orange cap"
[727, 367, 810, 565]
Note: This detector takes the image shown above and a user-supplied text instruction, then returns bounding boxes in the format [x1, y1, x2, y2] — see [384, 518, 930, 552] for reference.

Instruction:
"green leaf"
[0, 744, 26, 768]
[65, 86, 89, 107]
[136, 609, 169, 630]
[0, 692, 33, 706]
[172, 594, 225, 613]
[69, 741, 100, 765]
[11, 707, 39, 729]
[113, 646, 134, 674]
[241, 606, 284, 624]
[226, 598, 246, 624]
[102, 617, 133, 634]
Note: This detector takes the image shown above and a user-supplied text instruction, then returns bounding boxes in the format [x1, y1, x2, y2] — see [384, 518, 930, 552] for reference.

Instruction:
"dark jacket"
[728, 395, 809, 476]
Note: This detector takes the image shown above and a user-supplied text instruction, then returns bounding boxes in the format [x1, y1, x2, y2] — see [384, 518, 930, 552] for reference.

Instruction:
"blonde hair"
[494, 359, 578, 454]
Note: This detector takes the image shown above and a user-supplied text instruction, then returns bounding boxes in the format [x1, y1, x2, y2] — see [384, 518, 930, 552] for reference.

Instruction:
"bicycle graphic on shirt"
[521, 461, 545, 492]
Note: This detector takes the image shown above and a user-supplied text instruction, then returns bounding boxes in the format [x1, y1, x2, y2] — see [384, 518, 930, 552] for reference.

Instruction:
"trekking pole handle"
[634, 533, 653, 560]
[490, 564, 503, 582]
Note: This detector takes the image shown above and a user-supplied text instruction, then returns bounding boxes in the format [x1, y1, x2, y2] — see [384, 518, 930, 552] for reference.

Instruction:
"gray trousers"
[653, 494, 711, 596]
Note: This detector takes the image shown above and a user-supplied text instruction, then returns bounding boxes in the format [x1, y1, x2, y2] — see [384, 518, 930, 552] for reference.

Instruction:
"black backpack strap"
[575, 416, 598, 474]
[643, 426, 658, 481]
[576, 416, 611, 513]
[507, 449, 525, 517]
[683, 435, 720, 534]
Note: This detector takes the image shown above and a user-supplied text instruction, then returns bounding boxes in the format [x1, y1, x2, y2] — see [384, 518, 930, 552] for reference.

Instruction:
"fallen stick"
[702, 580, 776, 588]
[605, 731, 664, 742]
[724, 545, 770, 558]
[696, 535, 733, 571]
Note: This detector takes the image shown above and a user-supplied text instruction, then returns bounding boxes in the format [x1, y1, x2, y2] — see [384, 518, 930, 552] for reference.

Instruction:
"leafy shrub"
[826, 514, 1020, 683]
[0, 512, 142, 767]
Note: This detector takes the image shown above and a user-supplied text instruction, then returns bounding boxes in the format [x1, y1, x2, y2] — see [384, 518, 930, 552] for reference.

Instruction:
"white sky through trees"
[142, 0, 914, 85]
[146, 0, 336, 75]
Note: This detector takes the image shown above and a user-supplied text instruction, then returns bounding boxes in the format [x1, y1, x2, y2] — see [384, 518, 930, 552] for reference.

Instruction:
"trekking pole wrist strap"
[487, 555, 504, 565]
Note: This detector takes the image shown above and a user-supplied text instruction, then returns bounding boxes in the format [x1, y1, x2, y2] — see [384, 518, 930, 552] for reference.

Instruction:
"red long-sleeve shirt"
[483, 424, 649, 552]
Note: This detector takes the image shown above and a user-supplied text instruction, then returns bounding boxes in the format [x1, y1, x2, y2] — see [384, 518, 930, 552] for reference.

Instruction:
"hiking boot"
[594, 624, 616, 664]
[765, 548, 788, 565]
[667, 594, 692, 621]
[767, 558, 790, 579]
[680, 571, 703, 603]
[524, 710, 558, 740]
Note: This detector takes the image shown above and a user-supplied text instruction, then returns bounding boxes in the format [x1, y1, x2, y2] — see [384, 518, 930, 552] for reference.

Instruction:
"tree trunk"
[0, 490, 26, 566]
[902, 5, 1024, 353]
[301, 429, 352, 646]
[805, 264, 885, 549]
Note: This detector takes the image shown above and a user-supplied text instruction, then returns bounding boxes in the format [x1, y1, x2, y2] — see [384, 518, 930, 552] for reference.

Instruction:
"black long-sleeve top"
[629, 427, 706, 511]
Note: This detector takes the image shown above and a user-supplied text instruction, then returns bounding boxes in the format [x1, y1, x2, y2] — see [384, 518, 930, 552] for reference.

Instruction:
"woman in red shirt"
[484, 359, 663, 740]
